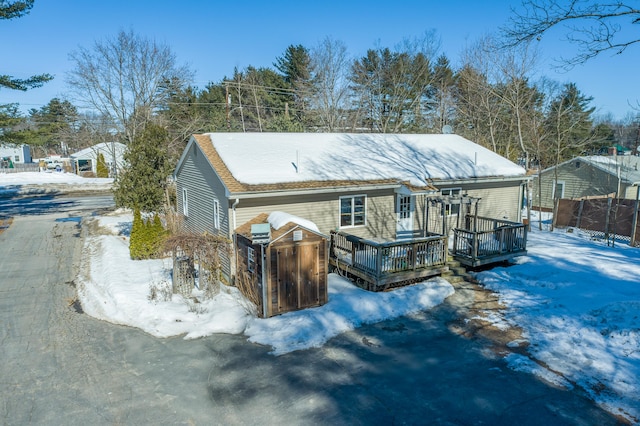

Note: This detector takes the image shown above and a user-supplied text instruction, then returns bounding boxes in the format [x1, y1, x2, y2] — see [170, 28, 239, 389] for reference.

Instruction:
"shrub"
[96, 152, 109, 178]
[130, 209, 167, 260]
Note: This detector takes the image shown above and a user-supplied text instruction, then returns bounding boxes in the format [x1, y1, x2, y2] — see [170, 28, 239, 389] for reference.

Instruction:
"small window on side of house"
[213, 199, 220, 229]
[182, 188, 189, 217]
[247, 246, 256, 273]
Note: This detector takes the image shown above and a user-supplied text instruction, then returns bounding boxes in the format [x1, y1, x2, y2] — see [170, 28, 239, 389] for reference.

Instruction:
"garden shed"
[235, 212, 328, 318]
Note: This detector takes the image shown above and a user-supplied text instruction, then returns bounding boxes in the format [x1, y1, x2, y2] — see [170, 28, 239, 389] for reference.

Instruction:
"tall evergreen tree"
[113, 123, 172, 212]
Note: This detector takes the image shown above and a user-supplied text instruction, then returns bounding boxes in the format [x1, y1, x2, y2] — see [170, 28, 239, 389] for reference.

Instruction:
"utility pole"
[225, 84, 230, 130]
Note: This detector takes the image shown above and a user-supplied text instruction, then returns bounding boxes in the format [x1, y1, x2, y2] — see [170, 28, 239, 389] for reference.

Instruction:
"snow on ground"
[0, 171, 112, 196]
[475, 211, 640, 423]
[77, 211, 454, 355]
[8, 170, 637, 421]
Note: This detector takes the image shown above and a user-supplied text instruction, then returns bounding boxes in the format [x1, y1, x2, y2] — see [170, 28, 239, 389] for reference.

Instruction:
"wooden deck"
[329, 231, 449, 291]
[451, 216, 527, 267]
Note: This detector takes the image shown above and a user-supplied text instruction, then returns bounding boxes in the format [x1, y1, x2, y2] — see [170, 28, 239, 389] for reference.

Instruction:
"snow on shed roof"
[202, 133, 525, 187]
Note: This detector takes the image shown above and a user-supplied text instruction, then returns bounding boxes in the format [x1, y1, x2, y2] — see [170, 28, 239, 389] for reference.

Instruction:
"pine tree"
[96, 152, 109, 178]
[1, 1, 53, 91]
[113, 123, 172, 212]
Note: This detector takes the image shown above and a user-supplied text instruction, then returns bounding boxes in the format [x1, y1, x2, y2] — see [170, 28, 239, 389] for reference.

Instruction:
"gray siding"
[532, 160, 619, 210]
[175, 142, 232, 280]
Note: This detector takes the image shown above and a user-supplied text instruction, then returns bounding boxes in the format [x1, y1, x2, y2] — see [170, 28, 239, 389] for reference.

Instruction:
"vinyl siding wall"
[234, 188, 398, 241]
[416, 180, 524, 235]
[175, 142, 232, 280]
[532, 161, 620, 210]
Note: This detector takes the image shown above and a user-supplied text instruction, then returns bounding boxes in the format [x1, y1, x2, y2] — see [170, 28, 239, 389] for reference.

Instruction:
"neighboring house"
[532, 155, 640, 210]
[0, 144, 32, 165]
[174, 133, 528, 283]
[70, 142, 126, 176]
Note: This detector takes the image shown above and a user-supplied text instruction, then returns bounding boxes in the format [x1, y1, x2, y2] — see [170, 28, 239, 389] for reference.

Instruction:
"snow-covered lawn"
[77, 212, 455, 356]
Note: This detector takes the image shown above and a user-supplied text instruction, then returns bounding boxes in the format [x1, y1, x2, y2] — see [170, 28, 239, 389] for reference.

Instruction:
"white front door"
[396, 195, 414, 240]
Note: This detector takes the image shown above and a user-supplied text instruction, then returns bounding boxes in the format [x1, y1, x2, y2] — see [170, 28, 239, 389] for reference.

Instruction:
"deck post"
[473, 232, 479, 259]
[375, 246, 383, 280]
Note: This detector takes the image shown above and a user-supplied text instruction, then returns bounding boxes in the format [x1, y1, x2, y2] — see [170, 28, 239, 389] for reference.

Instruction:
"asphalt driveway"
[0, 197, 623, 425]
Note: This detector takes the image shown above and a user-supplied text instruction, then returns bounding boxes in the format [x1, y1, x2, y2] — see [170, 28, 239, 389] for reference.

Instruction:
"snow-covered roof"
[550, 155, 640, 184]
[196, 133, 525, 189]
[70, 142, 126, 160]
[267, 211, 320, 232]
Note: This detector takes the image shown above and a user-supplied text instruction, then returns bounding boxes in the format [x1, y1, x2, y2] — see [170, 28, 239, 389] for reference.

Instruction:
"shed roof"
[235, 212, 326, 243]
[184, 133, 525, 195]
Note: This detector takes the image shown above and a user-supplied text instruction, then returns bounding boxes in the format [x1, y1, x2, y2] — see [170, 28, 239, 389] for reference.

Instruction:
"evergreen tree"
[113, 123, 172, 212]
[1, 1, 53, 91]
[27, 98, 78, 155]
[96, 152, 109, 177]
[129, 208, 145, 260]
[0, 103, 27, 144]
[544, 82, 595, 163]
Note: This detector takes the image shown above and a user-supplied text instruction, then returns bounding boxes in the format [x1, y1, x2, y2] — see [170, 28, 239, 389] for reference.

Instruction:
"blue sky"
[1, 0, 637, 120]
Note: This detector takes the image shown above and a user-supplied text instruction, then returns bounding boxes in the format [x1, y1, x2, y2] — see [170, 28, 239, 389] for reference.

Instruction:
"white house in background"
[174, 133, 529, 282]
[0, 144, 32, 164]
[70, 142, 126, 176]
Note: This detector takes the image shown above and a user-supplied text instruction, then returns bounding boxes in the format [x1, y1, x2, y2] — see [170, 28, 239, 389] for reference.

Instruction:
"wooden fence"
[554, 197, 640, 246]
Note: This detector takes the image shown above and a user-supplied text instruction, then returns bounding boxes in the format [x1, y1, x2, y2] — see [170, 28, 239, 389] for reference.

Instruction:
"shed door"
[275, 242, 323, 314]
[396, 195, 414, 240]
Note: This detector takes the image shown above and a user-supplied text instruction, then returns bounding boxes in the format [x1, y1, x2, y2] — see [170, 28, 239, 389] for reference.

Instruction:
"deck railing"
[329, 230, 448, 285]
[452, 216, 527, 266]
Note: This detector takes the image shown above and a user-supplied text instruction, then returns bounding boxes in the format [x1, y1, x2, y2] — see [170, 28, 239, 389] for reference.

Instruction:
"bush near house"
[130, 209, 167, 260]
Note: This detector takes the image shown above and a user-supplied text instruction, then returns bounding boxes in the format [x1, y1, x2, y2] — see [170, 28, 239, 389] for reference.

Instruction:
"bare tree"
[306, 37, 351, 131]
[67, 30, 193, 145]
[457, 36, 510, 153]
[503, 0, 640, 67]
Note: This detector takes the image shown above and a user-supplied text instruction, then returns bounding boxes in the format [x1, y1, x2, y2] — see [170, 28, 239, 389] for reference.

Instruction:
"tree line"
[2, 0, 640, 217]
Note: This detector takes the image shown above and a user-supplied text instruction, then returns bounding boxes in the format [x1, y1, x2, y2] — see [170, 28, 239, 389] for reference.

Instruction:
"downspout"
[232, 198, 240, 283]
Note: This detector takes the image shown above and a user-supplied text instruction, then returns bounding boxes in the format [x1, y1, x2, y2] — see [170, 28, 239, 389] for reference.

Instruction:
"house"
[174, 133, 529, 284]
[70, 142, 126, 176]
[532, 155, 640, 210]
[0, 144, 32, 165]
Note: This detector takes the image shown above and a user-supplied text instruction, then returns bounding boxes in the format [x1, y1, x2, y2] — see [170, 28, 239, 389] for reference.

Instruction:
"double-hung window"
[441, 188, 461, 216]
[340, 195, 366, 227]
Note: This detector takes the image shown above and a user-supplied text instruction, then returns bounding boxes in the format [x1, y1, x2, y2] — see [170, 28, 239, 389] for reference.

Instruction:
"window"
[553, 181, 565, 199]
[14, 156, 20, 162]
[441, 188, 461, 216]
[398, 195, 412, 219]
[182, 188, 188, 217]
[247, 247, 256, 273]
[213, 199, 220, 229]
[340, 195, 366, 227]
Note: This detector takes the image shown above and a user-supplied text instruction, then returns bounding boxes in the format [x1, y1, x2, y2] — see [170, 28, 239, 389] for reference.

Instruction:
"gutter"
[228, 182, 436, 200]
